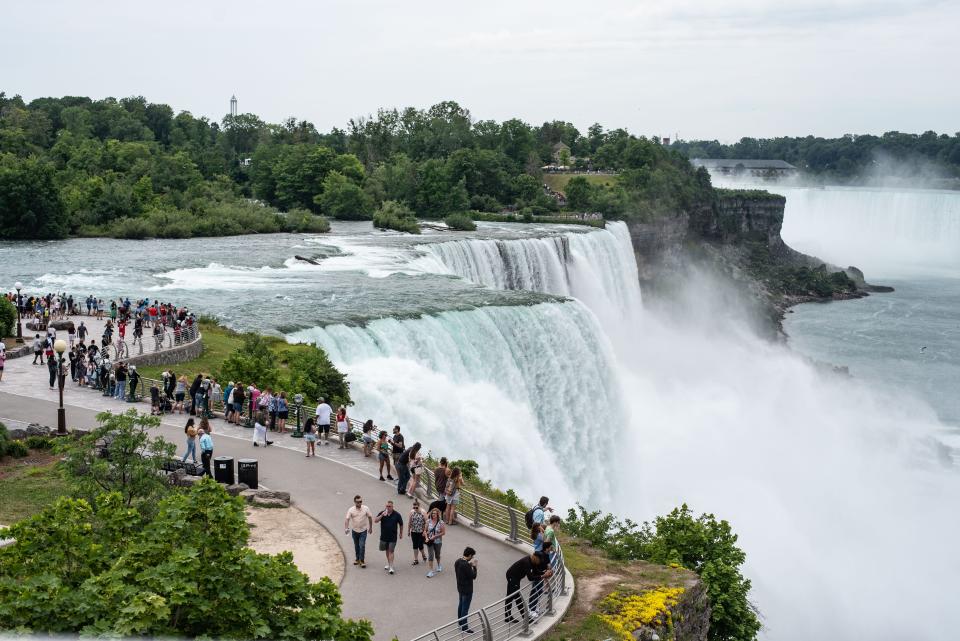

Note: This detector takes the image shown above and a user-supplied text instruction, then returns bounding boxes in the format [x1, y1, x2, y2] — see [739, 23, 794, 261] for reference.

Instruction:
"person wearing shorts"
[425, 507, 446, 578]
[303, 416, 318, 457]
[374, 500, 404, 575]
[408, 499, 428, 566]
[315, 398, 332, 444]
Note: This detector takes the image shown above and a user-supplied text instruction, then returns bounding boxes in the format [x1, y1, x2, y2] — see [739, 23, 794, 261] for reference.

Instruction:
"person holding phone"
[455, 547, 478, 632]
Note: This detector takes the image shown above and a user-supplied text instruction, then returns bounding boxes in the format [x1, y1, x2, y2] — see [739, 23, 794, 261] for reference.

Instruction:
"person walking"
[303, 415, 318, 457]
[182, 418, 198, 464]
[344, 495, 374, 568]
[47, 351, 58, 389]
[397, 441, 420, 496]
[32, 334, 43, 365]
[377, 431, 394, 481]
[0, 343, 6, 383]
[198, 428, 214, 477]
[425, 507, 446, 578]
[455, 547, 479, 633]
[374, 500, 404, 575]
[408, 499, 428, 566]
[336, 405, 349, 449]
[315, 397, 332, 445]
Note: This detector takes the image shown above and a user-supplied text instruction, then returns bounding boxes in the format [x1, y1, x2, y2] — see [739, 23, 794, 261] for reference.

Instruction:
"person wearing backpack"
[525, 496, 552, 530]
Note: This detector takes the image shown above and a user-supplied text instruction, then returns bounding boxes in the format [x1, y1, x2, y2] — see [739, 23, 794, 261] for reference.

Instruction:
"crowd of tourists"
[5, 289, 564, 632]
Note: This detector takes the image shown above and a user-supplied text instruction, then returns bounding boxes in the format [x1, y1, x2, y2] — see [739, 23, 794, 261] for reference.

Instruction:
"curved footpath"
[0, 325, 572, 641]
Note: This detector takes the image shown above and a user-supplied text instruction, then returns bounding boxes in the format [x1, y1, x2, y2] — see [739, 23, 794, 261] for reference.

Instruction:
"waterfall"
[289, 301, 628, 506]
[774, 186, 960, 277]
[425, 221, 643, 327]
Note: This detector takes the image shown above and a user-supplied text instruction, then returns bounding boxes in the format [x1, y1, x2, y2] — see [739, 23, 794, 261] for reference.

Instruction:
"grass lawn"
[0, 458, 69, 524]
[134, 319, 325, 386]
[134, 320, 245, 381]
[543, 173, 618, 194]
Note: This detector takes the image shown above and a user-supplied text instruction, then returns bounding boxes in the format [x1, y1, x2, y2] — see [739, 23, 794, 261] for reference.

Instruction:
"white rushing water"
[292, 219, 958, 641]
[774, 186, 960, 278]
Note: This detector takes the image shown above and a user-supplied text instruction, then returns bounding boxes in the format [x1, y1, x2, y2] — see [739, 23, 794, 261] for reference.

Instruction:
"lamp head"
[54, 339, 67, 354]
[294, 393, 303, 405]
[14, 281, 22, 290]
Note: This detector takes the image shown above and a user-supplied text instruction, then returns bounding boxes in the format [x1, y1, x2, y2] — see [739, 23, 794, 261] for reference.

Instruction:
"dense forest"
[0, 93, 711, 239]
[672, 131, 960, 181]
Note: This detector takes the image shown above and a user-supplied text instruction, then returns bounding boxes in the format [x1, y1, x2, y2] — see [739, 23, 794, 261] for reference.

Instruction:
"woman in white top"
[252, 411, 273, 447]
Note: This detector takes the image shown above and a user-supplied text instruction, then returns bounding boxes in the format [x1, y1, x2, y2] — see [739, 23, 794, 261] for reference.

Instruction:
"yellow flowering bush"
[599, 587, 686, 641]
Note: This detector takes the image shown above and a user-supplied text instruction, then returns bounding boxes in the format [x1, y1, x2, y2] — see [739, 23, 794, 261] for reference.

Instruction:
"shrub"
[25, 436, 53, 450]
[284, 207, 331, 233]
[448, 459, 479, 480]
[373, 200, 420, 234]
[444, 212, 476, 231]
[5, 440, 29, 458]
[0, 296, 16, 338]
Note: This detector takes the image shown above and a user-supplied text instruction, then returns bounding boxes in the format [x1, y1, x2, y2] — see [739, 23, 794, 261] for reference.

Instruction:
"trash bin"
[214, 456, 234, 484]
[238, 458, 258, 489]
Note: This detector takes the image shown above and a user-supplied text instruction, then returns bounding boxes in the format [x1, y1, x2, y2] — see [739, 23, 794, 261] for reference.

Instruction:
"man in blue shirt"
[198, 429, 214, 477]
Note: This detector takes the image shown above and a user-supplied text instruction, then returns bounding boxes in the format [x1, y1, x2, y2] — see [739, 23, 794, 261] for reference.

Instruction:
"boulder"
[252, 495, 289, 508]
[254, 490, 290, 502]
[6, 428, 27, 441]
[175, 475, 203, 488]
[239, 489, 259, 503]
[49, 320, 75, 331]
[25, 320, 42, 331]
[225, 483, 250, 497]
[25, 423, 53, 437]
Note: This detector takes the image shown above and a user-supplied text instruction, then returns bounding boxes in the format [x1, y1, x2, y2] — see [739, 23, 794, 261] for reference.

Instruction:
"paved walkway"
[0, 314, 557, 641]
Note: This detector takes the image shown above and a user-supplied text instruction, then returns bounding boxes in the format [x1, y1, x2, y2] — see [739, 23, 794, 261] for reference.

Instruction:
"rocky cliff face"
[625, 190, 881, 337]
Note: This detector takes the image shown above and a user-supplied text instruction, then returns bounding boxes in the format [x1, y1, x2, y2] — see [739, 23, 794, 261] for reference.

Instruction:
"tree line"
[0, 93, 714, 239]
[672, 131, 960, 181]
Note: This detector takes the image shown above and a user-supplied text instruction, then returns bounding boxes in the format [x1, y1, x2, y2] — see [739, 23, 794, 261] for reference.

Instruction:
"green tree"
[55, 410, 176, 513]
[217, 334, 282, 390]
[0, 297, 16, 338]
[316, 171, 374, 220]
[283, 346, 352, 409]
[564, 176, 593, 211]
[373, 199, 420, 234]
[0, 154, 68, 239]
[0, 481, 373, 640]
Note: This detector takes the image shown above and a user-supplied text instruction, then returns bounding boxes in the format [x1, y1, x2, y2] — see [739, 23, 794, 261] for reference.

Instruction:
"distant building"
[691, 158, 798, 178]
[230, 95, 238, 118]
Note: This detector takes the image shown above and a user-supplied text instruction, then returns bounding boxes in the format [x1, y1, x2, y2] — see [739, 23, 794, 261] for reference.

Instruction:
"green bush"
[0, 480, 373, 639]
[0, 297, 15, 339]
[25, 436, 53, 450]
[5, 440, 29, 458]
[565, 503, 760, 641]
[448, 459, 479, 480]
[444, 212, 476, 231]
[283, 207, 331, 233]
[373, 200, 420, 234]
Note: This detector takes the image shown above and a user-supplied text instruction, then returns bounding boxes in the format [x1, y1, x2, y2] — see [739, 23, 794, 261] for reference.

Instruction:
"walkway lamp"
[14, 282, 23, 343]
[54, 338, 67, 434]
[292, 393, 304, 438]
[245, 391, 254, 428]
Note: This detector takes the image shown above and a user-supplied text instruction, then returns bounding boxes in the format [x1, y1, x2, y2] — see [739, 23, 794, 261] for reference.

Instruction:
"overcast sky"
[3, 0, 957, 142]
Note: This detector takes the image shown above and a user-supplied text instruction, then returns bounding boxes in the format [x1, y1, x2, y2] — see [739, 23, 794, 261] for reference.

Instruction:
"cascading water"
[280, 216, 959, 640]
[774, 186, 960, 277]
[289, 301, 628, 506]
[425, 222, 643, 328]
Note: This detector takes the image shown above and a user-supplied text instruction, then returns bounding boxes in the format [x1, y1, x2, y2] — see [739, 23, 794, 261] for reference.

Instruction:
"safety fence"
[408, 463, 569, 641]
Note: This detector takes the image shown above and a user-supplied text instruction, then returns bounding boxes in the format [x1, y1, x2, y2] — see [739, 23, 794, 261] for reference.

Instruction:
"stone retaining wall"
[120, 335, 203, 367]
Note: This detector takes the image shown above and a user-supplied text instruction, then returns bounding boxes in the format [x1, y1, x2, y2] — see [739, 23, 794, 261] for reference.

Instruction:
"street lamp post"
[292, 393, 304, 438]
[14, 281, 23, 344]
[54, 339, 67, 434]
